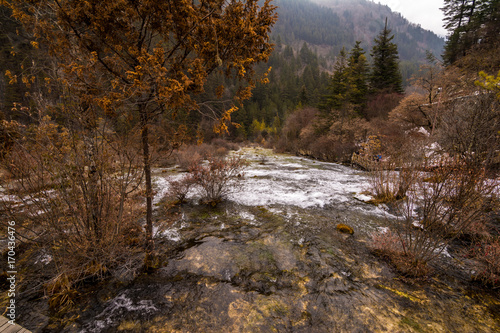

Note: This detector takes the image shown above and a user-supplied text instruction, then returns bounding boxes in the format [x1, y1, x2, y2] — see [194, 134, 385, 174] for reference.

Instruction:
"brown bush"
[169, 176, 195, 203]
[389, 93, 436, 131]
[469, 239, 500, 287]
[436, 92, 500, 167]
[189, 155, 247, 206]
[0, 120, 23, 160]
[277, 106, 369, 163]
[173, 142, 235, 170]
[174, 144, 208, 170]
[371, 229, 403, 256]
[308, 135, 356, 163]
[384, 158, 494, 274]
[1, 117, 145, 311]
[276, 107, 319, 153]
[210, 138, 240, 151]
[370, 229, 431, 277]
[365, 92, 404, 120]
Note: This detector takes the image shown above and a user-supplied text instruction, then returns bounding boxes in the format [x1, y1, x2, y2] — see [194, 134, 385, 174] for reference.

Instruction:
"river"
[18, 148, 500, 332]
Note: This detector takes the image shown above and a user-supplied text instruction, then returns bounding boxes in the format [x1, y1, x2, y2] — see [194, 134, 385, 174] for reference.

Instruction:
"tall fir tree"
[346, 41, 369, 113]
[324, 47, 349, 111]
[369, 18, 404, 94]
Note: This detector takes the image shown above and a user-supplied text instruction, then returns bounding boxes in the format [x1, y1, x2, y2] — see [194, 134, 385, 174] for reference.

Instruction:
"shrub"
[0, 120, 23, 160]
[469, 239, 500, 287]
[1, 117, 145, 311]
[169, 176, 195, 203]
[371, 229, 403, 256]
[377, 158, 494, 276]
[189, 155, 247, 205]
[370, 229, 431, 277]
[309, 135, 357, 163]
[174, 145, 206, 170]
[369, 165, 417, 203]
[173, 142, 235, 170]
[365, 92, 404, 120]
[367, 137, 421, 203]
[369, 151, 496, 278]
[276, 107, 319, 153]
[210, 138, 240, 151]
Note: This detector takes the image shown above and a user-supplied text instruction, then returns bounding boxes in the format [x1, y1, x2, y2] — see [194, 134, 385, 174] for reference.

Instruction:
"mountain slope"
[272, 0, 445, 62]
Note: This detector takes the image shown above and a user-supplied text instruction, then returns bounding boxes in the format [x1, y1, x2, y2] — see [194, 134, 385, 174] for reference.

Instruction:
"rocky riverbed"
[11, 148, 500, 332]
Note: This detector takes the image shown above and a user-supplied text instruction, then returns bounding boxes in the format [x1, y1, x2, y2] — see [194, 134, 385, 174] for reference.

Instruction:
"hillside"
[273, 0, 445, 63]
[230, 0, 446, 136]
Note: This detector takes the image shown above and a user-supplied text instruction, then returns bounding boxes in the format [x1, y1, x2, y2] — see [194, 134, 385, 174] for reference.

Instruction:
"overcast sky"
[372, 0, 447, 37]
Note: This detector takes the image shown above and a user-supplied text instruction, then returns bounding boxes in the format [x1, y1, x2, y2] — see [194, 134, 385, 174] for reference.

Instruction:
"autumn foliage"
[0, 115, 145, 311]
[3, 0, 277, 245]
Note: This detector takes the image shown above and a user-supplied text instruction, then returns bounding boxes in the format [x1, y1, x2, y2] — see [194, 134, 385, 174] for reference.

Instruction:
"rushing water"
[18, 148, 500, 332]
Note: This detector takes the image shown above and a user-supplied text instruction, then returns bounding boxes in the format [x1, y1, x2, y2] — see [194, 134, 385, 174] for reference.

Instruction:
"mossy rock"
[336, 223, 354, 234]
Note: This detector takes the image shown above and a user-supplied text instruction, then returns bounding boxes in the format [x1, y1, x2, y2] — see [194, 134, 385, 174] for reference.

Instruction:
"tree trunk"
[140, 111, 153, 251]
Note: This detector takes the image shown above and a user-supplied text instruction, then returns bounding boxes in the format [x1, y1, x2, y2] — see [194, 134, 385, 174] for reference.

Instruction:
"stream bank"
[10, 148, 500, 332]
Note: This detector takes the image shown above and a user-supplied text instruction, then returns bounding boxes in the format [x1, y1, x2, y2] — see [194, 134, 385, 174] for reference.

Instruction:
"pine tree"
[346, 41, 369, 113]
[442, 0, 470, 32]
[442, 0, 500, 67]
[442, 0, 478, 64]
[369, 19, 404, 94]
[325, 47, 349, 111]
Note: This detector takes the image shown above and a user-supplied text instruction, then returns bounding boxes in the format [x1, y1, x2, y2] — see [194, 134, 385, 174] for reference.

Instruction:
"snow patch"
[353, 193, 373, 202]
[412, 220, 424, 229]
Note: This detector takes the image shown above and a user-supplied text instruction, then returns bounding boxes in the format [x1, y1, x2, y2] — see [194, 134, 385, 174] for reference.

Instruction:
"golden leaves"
[7, 0, 277, 140]
[216, 85, 225, 99]
[90, 51, 98, 64]
[476, 70, 500, 100]
[236, 83, 255, 102]
[214, 106, 238, 135]
[5, 70, 17, 84]
[260, 66, 272, 85]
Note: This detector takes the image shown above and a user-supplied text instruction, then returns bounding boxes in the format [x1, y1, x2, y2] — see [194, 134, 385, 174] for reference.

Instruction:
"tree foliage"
[346, 41, 370, 113]
[442, 0, 500, 69]
[369, 19, 404, 94]
[4, 0, 277, 246]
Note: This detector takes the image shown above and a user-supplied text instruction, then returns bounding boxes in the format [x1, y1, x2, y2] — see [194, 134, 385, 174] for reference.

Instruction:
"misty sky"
[373, 0, 447, 37]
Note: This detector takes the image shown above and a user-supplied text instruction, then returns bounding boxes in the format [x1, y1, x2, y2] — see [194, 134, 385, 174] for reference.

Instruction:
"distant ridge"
[271, 0, 445, 63]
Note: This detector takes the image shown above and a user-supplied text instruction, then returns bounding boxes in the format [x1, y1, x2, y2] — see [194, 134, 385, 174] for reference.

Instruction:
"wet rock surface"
[14, 148, 500, 332]
[70, 204, 500, 333]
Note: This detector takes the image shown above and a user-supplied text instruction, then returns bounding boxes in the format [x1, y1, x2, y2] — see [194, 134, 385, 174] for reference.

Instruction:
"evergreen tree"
[369, 19, 404, 94]
[442, 0, 500, 67]
[324, 47, 349, 111]
[442, 0, 470, 32]
[442, 0, 478, 64]
[323, 43, 370, 116]
[346, 41, 369, 113]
